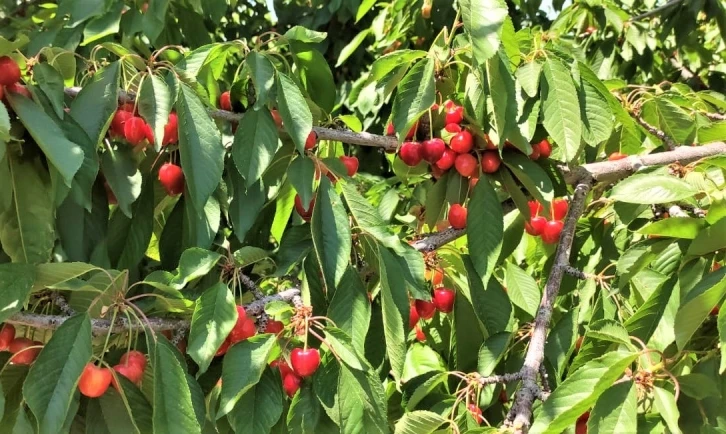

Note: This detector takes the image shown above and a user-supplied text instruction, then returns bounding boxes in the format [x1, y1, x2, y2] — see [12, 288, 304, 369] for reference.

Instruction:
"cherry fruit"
[79, 363, 113, 398]
[414, 299, 436, 320]
[0, 324, 15, 351]
[450, 130, 473, 154]
[541, 220, 564, 244]
[162, 112, 178, 145]
[9, 338, 41, 365]
[525, 216, 547, 236]
[409, 304, 420, 328]
[608, 152, 627, 161]
[448, 204, 468, 229]
[415, 325, 426, 342]
[454, 153, 478, 177]
[158, 163, 185, 196]
[119, 350, 147, 371]
[481, 151, 501, 174]
[340, 156, 359, 176]
[433, 288, 455, 313]
[305, 131, 317, 150]
[0, 56, 21, 86]
[537, 139, 552, 158]
[445, 105, 464, 124]
[219, 91, 232, 111]
[283, 373, 302, 397]
[294, 195, 315, 222]
[552, 199, 569, 221]
[421, 138, 446, 164]
[399, 141, 423, 167]
[112, 363, 144, 387]
[110, 110, 133, 137]
[290, 347, 321, 377]
[124, 117, 149, 146]
[265, 320, 285, 334]
[435, 148, 456, 170]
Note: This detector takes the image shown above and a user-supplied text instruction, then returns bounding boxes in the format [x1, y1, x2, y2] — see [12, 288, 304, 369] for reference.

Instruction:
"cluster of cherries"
[524, 198, 569, 244]
[408, 268, 456, 341]
[269, 346, 321, 398]
[391, 100, 552, 182]
[109, 104, 185, 197]
[77, 350, 148, 398]
[0, 56, 31, 100]
[0, 323, 42, 365]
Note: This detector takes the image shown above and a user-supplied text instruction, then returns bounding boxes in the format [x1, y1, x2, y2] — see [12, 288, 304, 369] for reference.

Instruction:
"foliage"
[0, 0, 725, 433]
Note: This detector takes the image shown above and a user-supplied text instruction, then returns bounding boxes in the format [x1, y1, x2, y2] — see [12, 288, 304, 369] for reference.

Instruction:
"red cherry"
[552, 199, 569, 221]
[483, 134, 497, 150]
[454, 153, 478, 177]
[608, 152, 627, 161]
[537, 139, 552, 158]
[426, 267, 444, 286]
[528, 200, 543, 217]
[421, 138, 446, 164]
[294, 195, 315, 222]
[499, 389, 508, 403]
[162, 112, 178, 145]
[229, 319, 257, 344]
[6, 83, 31, 98]
[215, 339, 231, 356]
[340, 156, 359, 176]
[290, 347, 321, 377]
[541, 220, 564, 244]
[415, 325, 426, 342]
[575, 336, 584, 351]
[431, 103, 439, 111]
[112, 363, 144, 388]
[481, 151, 501, 174]
[529, 146, 541, 160]
[435, 148, 456, 170]
[450, 130, 473, 154]
[124, 117, 148, 146]
[110, 110, 133, 137]
[0, 324, 15, 351]
[468, 403, 483, 425]
[0, 56, 21, 86]
[0, 85, 4, 101]
[283, 373, 302, 397]
[119, 350, 147, 371]
[433, 288, 456, 313]
[414, 299, 436, 320]
[711, 306, 720, 316]
[399, 141, 423, 166]
[386, 122, 395, 136]
[265, 320, 285, 334]
[409, 304, 420, 328]
[143, 122, 154, 145]
[219, 91, 232, 111]
[448, 204, 467, 229]
[158, 163, 185, 196]
[79, 363, 113, 398]
[576, 412, 590, 434]
[271, 109, 283, 129]
[119, 103, 136, 113]
[525, 216, 547, 236]
[405, 122, 419, 140]
[305, 131, 318, 150]
[9, 338, 41, 365]
[271, 359, 293, 378]
[445, 123, 462, 133]
[445, 105, 464, 124]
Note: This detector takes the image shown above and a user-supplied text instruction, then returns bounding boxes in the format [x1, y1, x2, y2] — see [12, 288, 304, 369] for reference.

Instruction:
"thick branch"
[509, 182, 592, 432]
[7, 288, 300, 336]
[703, 112, 726, 121]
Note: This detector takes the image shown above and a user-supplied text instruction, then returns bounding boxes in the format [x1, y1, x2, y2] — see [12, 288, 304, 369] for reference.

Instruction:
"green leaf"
[460, 0, 508, 64]
[341, 182, 403, 253]
[138, 74, 172, 151]
[0, 264, 36, 323]
[394, 410, 447, 434]
[323, 328, 368, 371]
[188, 282, 238, 374]
[311, 177, 352, 290]
[0, 98, 9, 145]
[377, 246, 410, 380]
[370, 50, 426, 82]
[0, 35, 29, 56]
[246, 52, 276, 110]
[145, 248, 223, 290]
[177, 83, 225, 211]
[505, 263, 540, 317]
[232, 109, 280, 187]
[462, 256, 512, 334]
[467, 177, 503, 287]
[81, 3, 123, 47]
[674, 267, 726, 349]
[652, 386, 682, 434]
[286, 384, 321, 434]
[327, 266, 371, 355]
[94, 388, 140, 434]
[218, 334, 277, 416]
[391, 58, 435, 141]
[678, 373, 722, 399]
[503, 153, 554, 210]
[6, 93, 84, 186]
[283, 26, 327, 43]
[228, 169, 266, 243]
[529, 351, 639, 433]
[275, 72, 313, 154]
[687, 218, 726, 256]
[588, 382, 637, 433]
[516, 61, 541, 98]
[33, 63, 65, 118]
[106, 176, 153, 270]
[642, 97, 695, 145]
[478, 332, 512, 376]
[69, 61, 120, 146]
[101, 146, 142, 218]
[228, 369, 283, 433]
[0, 156, 55, 264]
[336, 30, 370, 67]
[289, 41, 336, 113]
[637, 217, 707, 239]
[153, 339, 201, 434]
[719, 303, 726, 374]
[541, 58, 582, 162]
[625, 275, 677, 344]
[577, 62, 614, 146]
[610, 174, 698, 204]
[23, 313, 92, 434]
[335, 364, 388, 433]
[487, 52, 530, 151]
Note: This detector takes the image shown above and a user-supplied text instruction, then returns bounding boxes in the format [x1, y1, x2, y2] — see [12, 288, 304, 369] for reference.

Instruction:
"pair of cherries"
[524, 199, 568, 244]
[271, 347, 321, 398]
[78, 350, 147, 398]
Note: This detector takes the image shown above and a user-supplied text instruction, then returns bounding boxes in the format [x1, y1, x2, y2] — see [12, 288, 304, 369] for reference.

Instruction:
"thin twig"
[7, 288, 300, 336]
[478, 372, 523, 385]
[237, 272, 265, 299]
[49, 292, 76, 316]
[632, 113, 677, 150]
[629, 0, 683, 21]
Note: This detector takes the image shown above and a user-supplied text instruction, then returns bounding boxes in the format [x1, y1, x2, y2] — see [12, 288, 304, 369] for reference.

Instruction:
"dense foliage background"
[0, 0, 725, 433]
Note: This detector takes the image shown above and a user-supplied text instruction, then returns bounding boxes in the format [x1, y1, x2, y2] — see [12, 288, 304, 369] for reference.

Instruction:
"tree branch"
[7, 288, 300, 336]
[631, 113, 676, 150]
[629, 0, 683, 21]
[508, 181, 592, 433]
